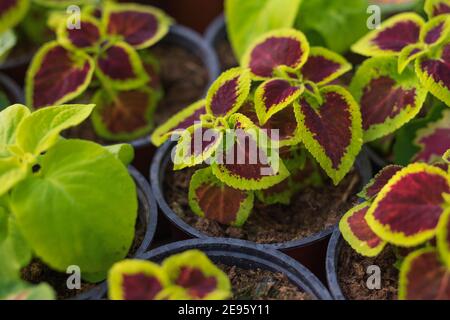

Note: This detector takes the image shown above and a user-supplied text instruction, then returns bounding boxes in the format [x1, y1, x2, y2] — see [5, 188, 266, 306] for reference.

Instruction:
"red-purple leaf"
[297, 85, 362, 184]
[358, 165, 404, 200]
[108, 260, 169, 300]
[413, 109, 450, 163]
[420, 15, 450, 47]
[367, 164, 450, 246]
[57, 17, 101, 50]
[175, 267, 217, 299]
[254, 78, 303, 124]
[206, 67, 251, 117]
[91, 87, 157, 141]
[399, 248, 450, 300]
[301, 47, 351, 86]
[242, 29, 310, 79]
[211, 127, 290, 190]
[173, 125, 223, 170]
[425, 0, 450, 18]
[95, 42, 148, 90]
[239, 100, 302, 147]
[339, 202, 387, 257]
[104, 3, 171, 49]
[189, 167, 254, 226]
[162, 250, 231, 300]
[151, 99, 206, 146]
[416, 41, 450, 106]
[352, 13, 424, 57]
[350, 57, 428, 142]
[26, 42, 94, 108]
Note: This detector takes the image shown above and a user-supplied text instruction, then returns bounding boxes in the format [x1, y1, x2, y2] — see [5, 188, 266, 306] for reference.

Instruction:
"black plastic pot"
[72, 166, 158, 300]
[325, 227, 347, 300]
[204, 14, 226, 50]
[96, 238, 332, 300]
[128, 24, 220, 176]
[150, 141, 372, 281]
[0, 72, 24, 105]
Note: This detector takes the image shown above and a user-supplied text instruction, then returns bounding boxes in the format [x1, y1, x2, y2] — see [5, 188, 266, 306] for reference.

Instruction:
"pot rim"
[325, 226, 346, 300]
[204, 13, 225, 47]
[150, 141, 372, 251]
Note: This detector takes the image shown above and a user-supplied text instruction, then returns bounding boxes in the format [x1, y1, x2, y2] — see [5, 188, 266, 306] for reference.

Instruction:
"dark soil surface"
[21, 198, 147, 300]
[66, 43, 208, 144]
[164, 166, 361, 244]
[337, 242, 398, 300]
[219, 264, 312, 300]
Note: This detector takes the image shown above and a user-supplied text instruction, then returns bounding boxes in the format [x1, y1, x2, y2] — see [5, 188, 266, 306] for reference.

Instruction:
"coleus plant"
[152, 28, 363, 227]
[26, 1, 172, 141]
[349, 0, 450, 144]
[0, 103, 138, 299]
[339, 152, 450, 299]
[108, 250, 231, 300]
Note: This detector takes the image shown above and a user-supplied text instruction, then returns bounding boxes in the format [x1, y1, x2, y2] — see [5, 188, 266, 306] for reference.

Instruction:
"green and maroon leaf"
[108, 260, 169, 300]
[350, 57, 428, 143]
[104, 3, 172, 49]
[241, 29, 310, 79]
[444, 149, 450, 163]
[151, 99, 206, 146]
[162, 250, 231, 300]
[398, 43, 427, 74]
[358, 165, 404, 200]
[211, 126, 290, 191]
[399, 248, 450, 300]
[95, 42, 148, 90]
[57, 16, 101, 51]
[416, 40, 450, 106]
[205, 67, 251, 117]
[437, 208, 450, 267]
[339, 202, 387, 257]
[366, 163, 450, 246]
[173, 125, 223, 170]
[26, 42, 94, 108]
[352, 13, 424, 57]
[425, 0, 450, 18]
[413, 109, 450, 163]
[91, 86, 157, 142]
[301, 47, 352, 86]
[0, 0, 29, 34]
[420, 15, 450, 48]
[188, 167, 253, 226]
[254, 78, 303, 124]
[297, 85, 362, 185]
[239, 100, 302, 147]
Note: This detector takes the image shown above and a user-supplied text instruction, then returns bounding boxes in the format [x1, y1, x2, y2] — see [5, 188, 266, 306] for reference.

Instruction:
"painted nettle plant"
[108, 250, 231, 300]
[0, 103, 138, 299]
[347, 0, 450, 152]
[339, 151, 450, 299]
[0, 0, 29, 62]
[25, 1, 172, 141]
[151, 28, 364, 227]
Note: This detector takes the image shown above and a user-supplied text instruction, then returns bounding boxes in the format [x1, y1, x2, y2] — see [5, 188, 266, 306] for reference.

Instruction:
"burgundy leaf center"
[300, 92, 352, 169]
[108, 11, 158, 46]
[210, 77, 239, 116]
[425, 22, 444, 44]
[360, 76, 416, 130]
[374, 172, 450, 235]
[348, 206, 383, 248]
[98, 45, 136, 80]
[176, 267, 217, 298]
[262, 79, 299, 111]
[68, 21, 100, 48]
[421, 43, 450, 90]
[249, 37, 303, 77]
[302, 56, 340, 84]
[373, 21, 420, 52]
[122, 273, 163, 300]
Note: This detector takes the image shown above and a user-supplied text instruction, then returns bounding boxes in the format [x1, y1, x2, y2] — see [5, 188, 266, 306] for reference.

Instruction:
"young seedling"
[108, 250, 231, 300]
[0, 103, 138, 299]
[339, 154, 450, 299]
[152, 28, 363, 227]
[26, 1, 172, 141]
[350, 0, 450, 144]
